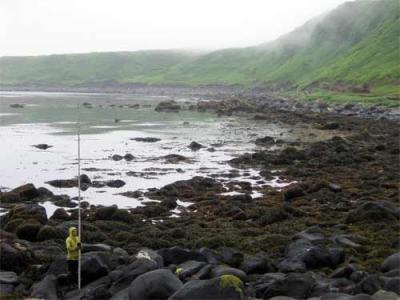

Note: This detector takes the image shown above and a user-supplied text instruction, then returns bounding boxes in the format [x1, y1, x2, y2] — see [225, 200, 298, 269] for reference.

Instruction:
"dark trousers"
[67, 260, 78, 285]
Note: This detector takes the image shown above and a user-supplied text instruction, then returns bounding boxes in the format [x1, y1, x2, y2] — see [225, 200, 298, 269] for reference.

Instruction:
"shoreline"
[0, 96, 399, 299]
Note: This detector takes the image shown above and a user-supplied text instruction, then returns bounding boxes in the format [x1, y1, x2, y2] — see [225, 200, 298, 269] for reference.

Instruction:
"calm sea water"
[0, 91, 328, 215]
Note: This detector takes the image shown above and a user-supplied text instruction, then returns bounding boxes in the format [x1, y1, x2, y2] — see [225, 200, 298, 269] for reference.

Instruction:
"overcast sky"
[0, 0, 350, 57]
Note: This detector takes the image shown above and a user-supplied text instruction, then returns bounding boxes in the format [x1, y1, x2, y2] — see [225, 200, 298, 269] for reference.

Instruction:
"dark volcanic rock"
[262, 272, 315, 299]
[112, 154, 124, 161]
[46, 174, 91, 189]
[239, 252, 276, 274]
[16, 222, 41, 241]
[33, 144, 53, 150]
[124, 153, 135, 161]
[188, 141, 204, 151]
[177, 260, 207, 280]
[131, 137, 161, 143]
[50, 208, 71, 220]
[0, 241, 34, 273]
[146, 176, 223, 201]
[36, 225, 64, 241]
[128, 269, 183, 300]
[346, 201, 400, 223]
[106, 179, 126, 188]
[4, 203, 47, 225]
[0, 183, 40, 203]
[155, 100, 181, 112]
[109, 258, 158, 294]
[10, 104, 24, 108]
[161, 154, 192, 164]
[210, 265, 247, 282]
[317, 122, 340, 130]
[382, 253, 400, 273]
[81, 254, 110, 285]
[277, 239, 345, 272]
[169, 276, 244, 300]
[30, 274, 58, 300]
[158, 247, 207, 265]
[255, 136, 276, 146]
[218, 247, 244, 268]
[95, 205, 118, 220]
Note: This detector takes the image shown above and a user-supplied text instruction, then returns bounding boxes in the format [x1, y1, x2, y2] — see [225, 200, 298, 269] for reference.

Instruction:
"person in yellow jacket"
[66, 227, 81, 286]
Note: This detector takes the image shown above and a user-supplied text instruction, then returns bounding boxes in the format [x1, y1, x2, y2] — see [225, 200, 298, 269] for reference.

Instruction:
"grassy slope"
[0, 50, 198, 85]
[0, 0, 398, 104]
[162, 0, 399, 89]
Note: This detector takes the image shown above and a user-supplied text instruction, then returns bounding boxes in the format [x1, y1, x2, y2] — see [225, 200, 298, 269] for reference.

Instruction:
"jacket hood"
[69, 227, 77, 236]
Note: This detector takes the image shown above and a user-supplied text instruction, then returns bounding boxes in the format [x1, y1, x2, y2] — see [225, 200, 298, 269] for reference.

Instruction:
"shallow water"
[0, 92, 331, 214]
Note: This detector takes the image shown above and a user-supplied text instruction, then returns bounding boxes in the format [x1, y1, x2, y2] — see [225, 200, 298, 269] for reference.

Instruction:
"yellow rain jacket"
[66, 227, 80, 260]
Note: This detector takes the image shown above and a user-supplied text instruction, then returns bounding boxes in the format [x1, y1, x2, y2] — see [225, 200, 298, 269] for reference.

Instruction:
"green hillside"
[0, 50, 198, 85]
[0, 0, 399, 100]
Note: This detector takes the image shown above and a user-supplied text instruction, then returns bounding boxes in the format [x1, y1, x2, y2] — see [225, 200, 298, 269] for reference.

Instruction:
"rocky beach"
[0, 91, 399, 300]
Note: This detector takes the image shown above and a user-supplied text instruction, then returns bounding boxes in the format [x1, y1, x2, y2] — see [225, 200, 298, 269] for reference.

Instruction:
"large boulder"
[0, 184, 40, 203]
[109, 258, 159, 294]
[64, 276, 111, 300]
[210, 265, 247, 282]
[176, 260, 209, 281]
[36, 225, 64, 241]
[95, 205, 118, 220]
[128, 269, 183, 300]
[3, 203, 47, 225]
[46, 174, 91, 189]
[30, 274, 58, 300]
[277, 239, 345, 272]
[147, 177, 224, 201]
[218, 247, 244, 268]
[50, 208, 71, 220]
[0, 241, 34, 273]
[188, 141, 204, 151]
[346, 201, 400, 223]
[239, 252, 276, 274]
[262, 272, 315, 299]
[82, 243, 112, 253]
[381, 253, 400, 273]
[81, 254, 111, 285]
[16, 222, 42, 241]
[169, 275, 244, 300]
[136, 248, 164, 268]
[158, 246, 206, 265]
[372, 290, 399, 300]
[155, 100, 181, 112]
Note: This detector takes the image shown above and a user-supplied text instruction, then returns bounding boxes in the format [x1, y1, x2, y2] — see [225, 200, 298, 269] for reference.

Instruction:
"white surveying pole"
[77, 102, 82, 291]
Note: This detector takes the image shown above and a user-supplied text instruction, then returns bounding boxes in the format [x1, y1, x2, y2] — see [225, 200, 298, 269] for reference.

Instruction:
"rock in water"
[10, 104, 24, 108]
[128, 269, 183, 300]
[155, 100, 181, 112]
[131, 137, 161, 143]
[124, 153, 135, 161]
[255, 136, 276, 146]
[33, 144, 53, 150]
[106, 179, 126, 188]
[188, 141, 204, 151]
[112, 154, 124, 161]
[169, 275, 244, 300]
[0, 183, 40, 203]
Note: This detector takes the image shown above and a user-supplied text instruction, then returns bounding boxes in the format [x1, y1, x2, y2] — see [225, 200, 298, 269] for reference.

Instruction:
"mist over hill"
[0, 0, 398, 96]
